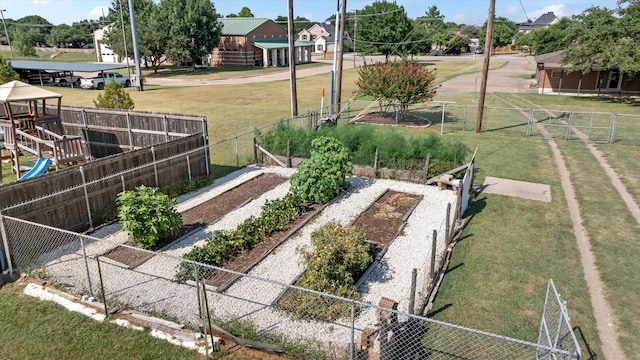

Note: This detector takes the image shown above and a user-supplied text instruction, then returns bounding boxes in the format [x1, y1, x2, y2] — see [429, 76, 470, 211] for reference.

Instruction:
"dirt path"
[496, 94, 625, 360]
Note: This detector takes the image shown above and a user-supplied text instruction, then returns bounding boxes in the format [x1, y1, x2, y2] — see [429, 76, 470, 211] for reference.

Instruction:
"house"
[534, 50, 640, 95]
[212, 18, 313, 68]
[518, 12, 559, 33]
[298, 21, 352, 54]
[93, 27, 133, 63]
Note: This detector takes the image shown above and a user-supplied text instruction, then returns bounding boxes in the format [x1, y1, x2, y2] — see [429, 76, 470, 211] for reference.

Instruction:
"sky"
[0, 0, 618, 26]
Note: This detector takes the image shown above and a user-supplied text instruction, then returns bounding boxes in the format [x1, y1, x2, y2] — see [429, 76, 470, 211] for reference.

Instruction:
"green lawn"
[0, 282, 198, 359]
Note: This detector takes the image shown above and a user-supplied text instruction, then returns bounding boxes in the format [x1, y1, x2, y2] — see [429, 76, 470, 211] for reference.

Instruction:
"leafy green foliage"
[117, 185, 183, 249]
[176, 193, 305, 281]
[11, 28, 37, 57]
[479, 16, 518, 49]
[158, 0, 222, 68]
[0, 56, 19, 83]
[356, 61, 438, 111]
[279, 222, 370, 321]
[355, 0, 413, 61]
[93, 80, 135, 109]
[257, 123, 470, 172]
[290, 136, 352, 204]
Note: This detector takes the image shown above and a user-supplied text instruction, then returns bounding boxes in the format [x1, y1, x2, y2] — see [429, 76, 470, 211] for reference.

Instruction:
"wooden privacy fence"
[10, 103, 208, 159]
[0, 134, 209, 232]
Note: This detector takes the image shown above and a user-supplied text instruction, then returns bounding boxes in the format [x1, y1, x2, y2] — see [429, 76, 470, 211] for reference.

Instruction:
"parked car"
[52, 72, 83, 87]
[475, 47, 484, 54]
[80, 72, 131, 90]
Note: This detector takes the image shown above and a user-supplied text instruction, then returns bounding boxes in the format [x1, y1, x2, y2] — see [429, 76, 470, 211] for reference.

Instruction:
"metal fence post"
[610, 114, 617, 144]
[79, 166, 94, 230]
[350, 300, 356, 360]
[440, 102, 446, 135]
[121, 175, 126, 193]
[126, 112, 135, 151]
[194, 263, 202, 319]
[151, 146, 159, 187]
[79, 235, 94, 297]
[0, 210, 13, 277]
[235, 136, 239, 167]
[186, 155, 192, 182]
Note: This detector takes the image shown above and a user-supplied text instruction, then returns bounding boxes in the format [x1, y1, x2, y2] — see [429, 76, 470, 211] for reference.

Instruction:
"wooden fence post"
[409, 268, 417, 315]
[445, 203, 451, 245]
[286, 140, 292, 168]
[253, 138, 258, 164]
[424, 153, 431, 184]
[430, 230, 437, 280]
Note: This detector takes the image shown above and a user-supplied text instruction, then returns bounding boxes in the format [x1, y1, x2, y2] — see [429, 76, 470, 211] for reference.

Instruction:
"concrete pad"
[481, 176, 551, 202]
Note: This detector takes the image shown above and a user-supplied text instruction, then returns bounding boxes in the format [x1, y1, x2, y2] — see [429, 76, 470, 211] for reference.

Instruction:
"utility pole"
[128, 0, 143, 91]
[335, 0, 347, 114]
[287, 0, 298, 116]
[475, 0, 495, 133]
[329, 0, 340, 114]
[118, 0, 131, 81]
[0, 10, 14, 61]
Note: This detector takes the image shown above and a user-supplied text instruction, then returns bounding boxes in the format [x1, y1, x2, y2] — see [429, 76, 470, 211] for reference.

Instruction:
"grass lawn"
[2, 49, 96, 62]
[0, 282, 198, 359]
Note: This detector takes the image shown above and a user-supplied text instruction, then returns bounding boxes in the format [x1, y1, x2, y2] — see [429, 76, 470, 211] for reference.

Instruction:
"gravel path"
[42, 166, 458, 348]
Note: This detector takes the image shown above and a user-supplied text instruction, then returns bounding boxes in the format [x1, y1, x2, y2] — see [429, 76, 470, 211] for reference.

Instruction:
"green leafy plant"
[93, 80, 135, 109]
[279, 222, 370, 321]
[356, 60, 438, 120]
[290, 136, 352, 204]
[176, 193, 305, 282]
[117, 185, 183, 249]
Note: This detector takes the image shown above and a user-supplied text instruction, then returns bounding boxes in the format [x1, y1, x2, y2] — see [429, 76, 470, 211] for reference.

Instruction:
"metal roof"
[10, 60, 129, 73]
[252, 39, 314, 50]
[220, 18, 271, 36]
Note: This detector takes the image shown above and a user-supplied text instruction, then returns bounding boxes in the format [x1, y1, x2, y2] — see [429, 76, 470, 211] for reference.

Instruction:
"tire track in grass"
[493, 94, 624, 360]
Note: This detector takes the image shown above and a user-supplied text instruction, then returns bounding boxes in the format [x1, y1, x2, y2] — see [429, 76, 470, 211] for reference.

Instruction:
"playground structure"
[0, 81, 87, 179]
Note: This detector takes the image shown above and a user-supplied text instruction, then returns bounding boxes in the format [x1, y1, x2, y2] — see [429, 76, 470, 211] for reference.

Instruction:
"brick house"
[212, 18, 313, 68]
[535, 51, 640, 96]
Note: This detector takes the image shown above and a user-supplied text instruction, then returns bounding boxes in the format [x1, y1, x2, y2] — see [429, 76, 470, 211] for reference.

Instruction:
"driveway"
[146, 53, 537, 93]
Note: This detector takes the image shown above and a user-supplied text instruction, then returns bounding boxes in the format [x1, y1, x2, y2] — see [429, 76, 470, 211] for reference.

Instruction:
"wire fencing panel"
[1, 215, 579, 360]
[537, 279, 582, 359]
[612, 113, 640, 146]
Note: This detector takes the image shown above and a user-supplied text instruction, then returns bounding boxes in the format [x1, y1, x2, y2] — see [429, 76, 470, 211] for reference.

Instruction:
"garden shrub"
[93, 80, 135, 109]
[280, 222, 370, 321]
[117, 185, 183, 249]
[289, 136, 352, 204]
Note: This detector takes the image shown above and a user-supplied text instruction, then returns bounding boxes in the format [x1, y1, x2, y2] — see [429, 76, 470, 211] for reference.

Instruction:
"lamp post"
[0, 10, 14, 60]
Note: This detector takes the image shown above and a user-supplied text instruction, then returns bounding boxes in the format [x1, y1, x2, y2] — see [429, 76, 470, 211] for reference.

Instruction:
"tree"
[0, 56, 19, 83]
[11, 28, 36, 57]
[226, 13, 238, 18]
[275, 15, 311, 34]
[93, 80, 135, 109]
[15, 15, 52, 47]
[356, 61, 438, 120]
[158, 0, 222, 68]
[103, 0, 169, 73]
[563, 7, 621, 74]
[238, 7, 254, 17]
[356, 1, 412, 62]
[515, 17, 576, 55]
[479, 16, 517, 50]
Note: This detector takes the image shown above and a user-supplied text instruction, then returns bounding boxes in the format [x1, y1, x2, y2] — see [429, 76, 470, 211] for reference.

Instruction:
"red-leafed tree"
[355, 60, 438, 120]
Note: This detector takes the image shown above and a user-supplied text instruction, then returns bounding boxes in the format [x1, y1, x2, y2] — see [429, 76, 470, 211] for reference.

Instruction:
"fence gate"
[527, 110, 614, 144]
[537, 279, 582, 359]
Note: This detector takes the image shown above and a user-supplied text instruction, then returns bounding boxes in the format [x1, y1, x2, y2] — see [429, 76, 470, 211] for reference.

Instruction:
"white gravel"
[42, 165, 458, 350]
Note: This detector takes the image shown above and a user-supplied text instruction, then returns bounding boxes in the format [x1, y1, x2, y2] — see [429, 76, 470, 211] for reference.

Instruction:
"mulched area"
[102, 173, 287, 269]
[354, 111, 432, 128]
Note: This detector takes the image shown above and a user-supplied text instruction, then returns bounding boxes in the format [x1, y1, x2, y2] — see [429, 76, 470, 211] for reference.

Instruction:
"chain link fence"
[538, 279, 582, 359]
[0, 214, 579, 359]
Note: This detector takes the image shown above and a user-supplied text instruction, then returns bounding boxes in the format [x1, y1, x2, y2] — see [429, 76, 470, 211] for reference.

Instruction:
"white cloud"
[33, 0, 51, 4]
[87, 6, 108, 20]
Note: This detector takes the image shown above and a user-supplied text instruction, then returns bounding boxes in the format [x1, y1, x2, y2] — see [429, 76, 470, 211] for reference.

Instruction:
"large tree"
[103, 0, 169, 73]
[516, 17, 576, 55]
[479, 16, 518, 51]
[15, 15, 52, 47]
[11, 28, 36, 56]
[275, 15, 311, 34]
[237, 7, 254, 17]
[47, 20, 101, 48]
[355, 1, 412, 62]
[158, 0, 222, 68]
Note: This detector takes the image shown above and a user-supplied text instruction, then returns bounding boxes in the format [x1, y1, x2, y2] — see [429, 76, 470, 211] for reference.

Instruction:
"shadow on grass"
[210, 164, 242, 179]
[573, 326, 599, 360]
[463, 197, 486, 220]
[426, 303, 453, 317]
[481, 122, 529, 133]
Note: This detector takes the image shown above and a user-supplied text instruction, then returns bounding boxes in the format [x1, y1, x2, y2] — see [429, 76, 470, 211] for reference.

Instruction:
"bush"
[117, 185, 183, 249]
[289, 136, 352, 204]
[93, 80, 134, 109]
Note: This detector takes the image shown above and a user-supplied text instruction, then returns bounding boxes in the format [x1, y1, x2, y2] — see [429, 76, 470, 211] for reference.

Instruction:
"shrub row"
[256, 123, 469, 174]
[175, 193, 306, 282]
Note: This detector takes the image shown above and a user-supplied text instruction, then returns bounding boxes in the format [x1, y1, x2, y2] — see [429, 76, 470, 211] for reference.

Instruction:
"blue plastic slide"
[19, 158, 52, 181]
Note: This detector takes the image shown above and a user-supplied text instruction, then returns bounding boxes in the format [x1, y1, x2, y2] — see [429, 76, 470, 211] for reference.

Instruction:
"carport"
[10, 60, 130, 88]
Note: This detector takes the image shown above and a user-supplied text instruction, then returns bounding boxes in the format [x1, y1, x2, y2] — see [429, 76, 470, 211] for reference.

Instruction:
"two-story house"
[298, 22, 352, 55]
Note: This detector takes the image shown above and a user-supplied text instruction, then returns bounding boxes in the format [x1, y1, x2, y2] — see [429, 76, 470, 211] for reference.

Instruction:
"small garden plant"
[279, 221, 370, 321]
[94, 80, 135, 109]
[117, 185, 183, 249]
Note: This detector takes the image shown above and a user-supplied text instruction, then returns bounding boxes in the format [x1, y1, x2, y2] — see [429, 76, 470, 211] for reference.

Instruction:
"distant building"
[93, 27, 133, 63]
[212, 18, 313, 68]
[298, 21, 352, 54]
[518, 12, 559, 33]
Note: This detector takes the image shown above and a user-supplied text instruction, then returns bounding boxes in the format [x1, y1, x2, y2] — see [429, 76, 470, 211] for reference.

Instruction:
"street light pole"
[0, 10, 14, 60]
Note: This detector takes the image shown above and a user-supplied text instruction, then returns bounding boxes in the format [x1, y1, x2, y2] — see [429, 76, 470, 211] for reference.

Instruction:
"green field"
[2, 58, 640, 358]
